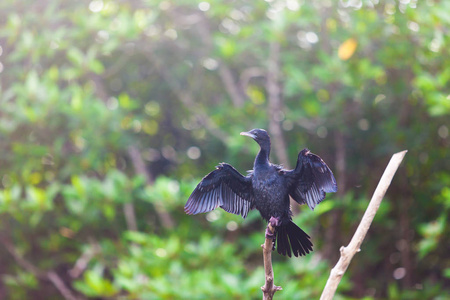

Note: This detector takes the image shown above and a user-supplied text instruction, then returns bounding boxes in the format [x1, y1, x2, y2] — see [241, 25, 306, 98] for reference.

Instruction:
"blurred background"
[1, 0, 449, 299]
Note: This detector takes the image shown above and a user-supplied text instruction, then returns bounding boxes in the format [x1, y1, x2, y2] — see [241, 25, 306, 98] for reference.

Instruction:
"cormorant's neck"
[254, 141, 271, 167]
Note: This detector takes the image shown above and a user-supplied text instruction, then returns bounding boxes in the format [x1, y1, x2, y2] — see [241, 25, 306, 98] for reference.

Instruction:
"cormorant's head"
[240, 129, 270, 147]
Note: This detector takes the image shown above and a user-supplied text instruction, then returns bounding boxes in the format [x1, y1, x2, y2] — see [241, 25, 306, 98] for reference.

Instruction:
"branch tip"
[320, 150, 407, 300]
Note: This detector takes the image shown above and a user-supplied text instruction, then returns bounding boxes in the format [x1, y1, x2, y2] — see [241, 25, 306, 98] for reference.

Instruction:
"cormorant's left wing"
[286, 149, 337, 210]
[185, 163, 254, 218]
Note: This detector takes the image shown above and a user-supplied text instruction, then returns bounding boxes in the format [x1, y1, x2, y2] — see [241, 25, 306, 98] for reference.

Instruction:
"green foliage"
[1, 0, 449, 299]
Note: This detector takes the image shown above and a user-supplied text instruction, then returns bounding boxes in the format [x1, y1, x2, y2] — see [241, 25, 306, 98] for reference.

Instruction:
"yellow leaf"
[338, 38, 358, 60]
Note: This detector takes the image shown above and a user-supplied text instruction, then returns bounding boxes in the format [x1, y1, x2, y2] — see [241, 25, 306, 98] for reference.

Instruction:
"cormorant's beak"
[240, 131, 256, 139]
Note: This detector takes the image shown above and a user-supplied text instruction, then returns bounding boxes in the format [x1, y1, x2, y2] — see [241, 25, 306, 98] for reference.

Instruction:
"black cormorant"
[185, 128, 337, 257]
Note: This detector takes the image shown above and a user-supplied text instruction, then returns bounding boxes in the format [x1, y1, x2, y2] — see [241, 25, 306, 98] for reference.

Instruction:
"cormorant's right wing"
[185, 163, 254, 218]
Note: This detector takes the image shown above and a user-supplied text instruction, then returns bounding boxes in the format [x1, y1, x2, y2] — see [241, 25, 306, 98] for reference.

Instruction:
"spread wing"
[185, 163, 254, 218]
[286, 148, 337, 210]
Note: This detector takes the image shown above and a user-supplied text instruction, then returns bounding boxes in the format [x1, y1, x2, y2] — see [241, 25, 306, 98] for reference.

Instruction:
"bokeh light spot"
[156, 248, 167, 257]
[317, 126, 328, 138]
[393, 267, 406, 280]
[202, 58, 218, 70]
[438, 125, 448, 138]
[306, 32, 319, 44]
[198, 2, 210, 11]
[206, 210, 221, 222]
[187, 146, 201, 160]
[358, 118, 370, 131]
[89, 0, 103, 13]
[227, 221, 238, 231]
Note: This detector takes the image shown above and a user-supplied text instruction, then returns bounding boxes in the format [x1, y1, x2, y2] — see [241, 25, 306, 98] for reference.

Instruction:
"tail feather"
[276, 221, 313, 257]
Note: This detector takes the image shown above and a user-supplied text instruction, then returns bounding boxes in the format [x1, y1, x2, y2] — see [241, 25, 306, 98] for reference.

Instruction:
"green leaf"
[67, 47, 85, 67]
[89, 59, 104, 74]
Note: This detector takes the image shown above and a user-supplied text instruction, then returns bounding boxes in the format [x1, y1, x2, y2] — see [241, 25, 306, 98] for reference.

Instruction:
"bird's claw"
[265, 217, 280, 242]
[265, 227, 276, 250]
[269, 216, 280, 227]
[266, 217, 280, 250]
[265, 227, 274, 238]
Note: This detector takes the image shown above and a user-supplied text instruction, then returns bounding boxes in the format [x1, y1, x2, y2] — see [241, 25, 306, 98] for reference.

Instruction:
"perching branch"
[320, 150, 408, 300]
[261, 223, 282, 300]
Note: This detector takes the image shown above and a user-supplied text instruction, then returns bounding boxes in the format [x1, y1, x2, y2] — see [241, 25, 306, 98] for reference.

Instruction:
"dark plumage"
[185, 129, 337, 257]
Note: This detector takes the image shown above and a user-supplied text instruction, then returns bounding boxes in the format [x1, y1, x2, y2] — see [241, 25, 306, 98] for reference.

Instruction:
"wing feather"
[185, 163, 254, 218]
[287, 148, 337, 210]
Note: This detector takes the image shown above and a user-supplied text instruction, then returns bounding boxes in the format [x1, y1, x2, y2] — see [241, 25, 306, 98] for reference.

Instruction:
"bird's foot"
[269, 216, 280, 227]
[265, 226, 275, 239]
[265, 217, 280, 240]
[265, 229, 276, 251]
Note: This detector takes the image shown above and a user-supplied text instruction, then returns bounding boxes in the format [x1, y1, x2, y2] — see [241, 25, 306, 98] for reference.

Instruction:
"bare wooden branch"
[145, 52, 229, 144]
[320, 150, 408, 300]
[265, 42, 300, 214]
[123, 201, 139, 231]
[0, 235, 82, 300]
[69, 238, 101, 278]
[47, 271, 80, 300]
[177, 11, 246, 109]
[266, 42, 289, 167]
[218, 63, 246, 107]
[261, 223, 282, 300]
[323, 131, 347, 260]
[0, 235, 42, 276]
[240, 67, 265, 93]
[127, 145, 175, 229]
[89, 72, 142, 233]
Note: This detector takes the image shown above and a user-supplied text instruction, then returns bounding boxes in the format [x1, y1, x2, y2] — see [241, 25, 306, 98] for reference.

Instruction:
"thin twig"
[261, 223, 282, 300]
[144, 51, 229, 144]
[0, 235, 82, 300]
[69, 238, 101, 278]
[177, 11, 247, 108]
[240, 67, 265, 93]
[127, 145, 175, 229]
[320, 150, 408, 300]
[47, 271, 79, 300]
[0, 235, 42, 276]
[266, 42, 289, 167]
[218, 63, 246, 107]
[89, 72, 142, 232]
